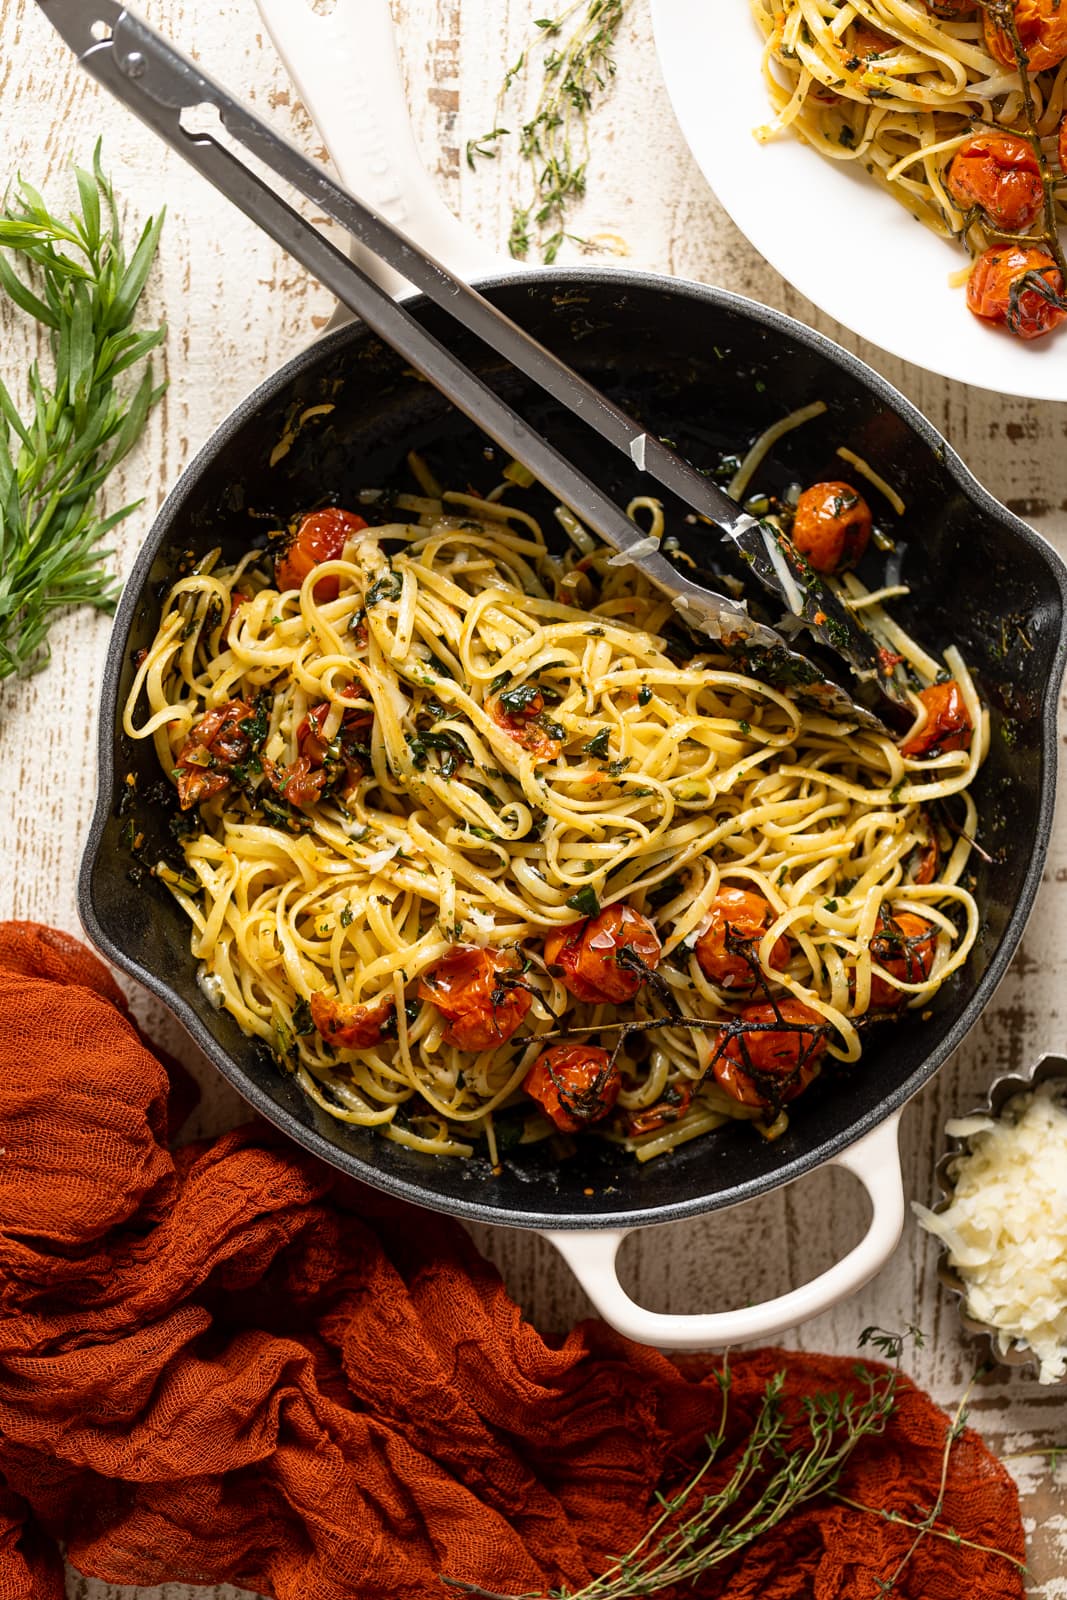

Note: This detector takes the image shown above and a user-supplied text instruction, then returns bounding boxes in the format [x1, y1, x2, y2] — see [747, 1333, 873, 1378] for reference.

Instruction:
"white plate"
[651, 0, 1067, 401]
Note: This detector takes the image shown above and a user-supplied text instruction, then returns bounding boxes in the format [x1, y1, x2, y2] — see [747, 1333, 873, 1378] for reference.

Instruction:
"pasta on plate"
[125, 467, 986, 1165]
[751, 0, 1067, 340]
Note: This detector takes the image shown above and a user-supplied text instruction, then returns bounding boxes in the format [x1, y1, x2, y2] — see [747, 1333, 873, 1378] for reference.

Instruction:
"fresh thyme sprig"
[440, 1327, 1026, 1600]
[0, 142, 165, 680]
[833, 1343, 1027, 1591]
[465, 0, 626, 263]
[442, 1335, 903, 1600]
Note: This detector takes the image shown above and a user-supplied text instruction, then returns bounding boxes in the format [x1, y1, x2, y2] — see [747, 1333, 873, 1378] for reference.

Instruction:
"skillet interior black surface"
[80, 270, 1067, 1230]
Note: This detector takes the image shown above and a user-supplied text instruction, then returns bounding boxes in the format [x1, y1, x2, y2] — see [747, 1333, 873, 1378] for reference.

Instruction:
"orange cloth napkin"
[0, 922, 1024, 1599]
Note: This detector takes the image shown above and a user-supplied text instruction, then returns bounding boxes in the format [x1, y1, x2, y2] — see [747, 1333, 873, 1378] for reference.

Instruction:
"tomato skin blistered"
[694, 886, 791, 990]
[418, 945, 532, 1051]
[867, 912, 937, 1010]
[790, 482, 872, 574]
[945, 134, 1044, 233]
[712, 999, 827, 1113]
[983, 0, 1067, 74]
[900, 681, 972, 758]
[544, 905, 662, 1004]
[966, 247, 1066, 342]
[174, 699, 256, 809]
[275, 508, 369, 601]
[525, 1044, 620, 1132]
[311, 992, 394, 1050]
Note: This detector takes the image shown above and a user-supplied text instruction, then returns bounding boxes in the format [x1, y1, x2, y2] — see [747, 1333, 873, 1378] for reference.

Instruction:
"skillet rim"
[78, 265, 1067, 1230]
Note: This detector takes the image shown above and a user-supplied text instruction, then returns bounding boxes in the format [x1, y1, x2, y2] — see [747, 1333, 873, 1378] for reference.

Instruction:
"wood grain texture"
[0, 0, 1064, 1595]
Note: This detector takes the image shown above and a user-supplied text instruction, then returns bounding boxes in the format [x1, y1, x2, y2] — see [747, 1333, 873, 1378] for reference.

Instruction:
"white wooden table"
[3, 1, 1066, 1596]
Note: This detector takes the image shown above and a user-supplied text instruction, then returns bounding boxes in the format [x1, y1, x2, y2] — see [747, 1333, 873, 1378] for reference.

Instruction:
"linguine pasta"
[750, 0, 1067, 335]
[125, 484, 986, 1164]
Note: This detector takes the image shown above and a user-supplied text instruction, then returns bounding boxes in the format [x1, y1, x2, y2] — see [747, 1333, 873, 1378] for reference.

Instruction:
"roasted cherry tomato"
[846, 20, 894, 58]
[627, 1083, 694, 1137]
[945, 133, 1043, 232]
[967, 245, 1066, 341]
[265, 754, 326, 810]
[524, 1044, 620, 1132]
[222, 591, 247, 646]
[418, 945, 532, 1052]
[1060, 113, 1067, 174]
[310, 992, 394, 1050]
[906, 812, 941, 886]
[924, 0, 974, 17]
[712, 999, 827, 1113]
[296, 700, 374, 781]
[174, 698, 256, 809]
[544, 904, 662, 1005]
[984, 0, 1067, 73]
[867, 912, 937, 1010]
[900, 681, 973, 758]
[274, 508, 369, 602]
[790, 482, 872, 574]
[488, 682, 563, 761]
[694, 886, 791, 990]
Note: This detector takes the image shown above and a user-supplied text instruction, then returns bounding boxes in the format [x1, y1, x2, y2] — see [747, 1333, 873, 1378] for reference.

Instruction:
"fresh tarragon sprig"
[0, 141, 165, 680]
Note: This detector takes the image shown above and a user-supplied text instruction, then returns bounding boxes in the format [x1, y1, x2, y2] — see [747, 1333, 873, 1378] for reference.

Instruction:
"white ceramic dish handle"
[543, 1113, 904, 1348]
[257, 1, 905, 1351]
[254, 0, 504, 293]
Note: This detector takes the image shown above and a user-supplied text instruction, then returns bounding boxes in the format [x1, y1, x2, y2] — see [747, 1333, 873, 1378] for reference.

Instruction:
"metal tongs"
[34, 0, 904, 730]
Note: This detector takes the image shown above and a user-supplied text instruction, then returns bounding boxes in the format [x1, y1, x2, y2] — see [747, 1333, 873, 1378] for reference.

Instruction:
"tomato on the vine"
[544, 905, 662, 1005]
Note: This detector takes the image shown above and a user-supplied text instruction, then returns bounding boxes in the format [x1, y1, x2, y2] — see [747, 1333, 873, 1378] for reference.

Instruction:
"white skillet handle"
[255, 0, 500, 292]
[542, 1112, 904, 1350]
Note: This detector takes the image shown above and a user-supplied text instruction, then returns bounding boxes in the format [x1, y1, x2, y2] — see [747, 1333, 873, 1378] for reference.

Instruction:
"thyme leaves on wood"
[466, 0, 627, 263]
[0, 142, 166, 680]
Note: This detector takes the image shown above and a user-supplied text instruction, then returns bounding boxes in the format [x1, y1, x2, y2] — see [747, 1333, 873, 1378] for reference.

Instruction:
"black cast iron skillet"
[57, 0, 1066, 1343]
[82, 269, 1067, 1282]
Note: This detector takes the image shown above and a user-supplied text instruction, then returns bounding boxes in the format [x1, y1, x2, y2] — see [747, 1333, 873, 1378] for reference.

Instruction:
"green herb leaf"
[365, 568, 403, 607]
[566, 884, 600, 916]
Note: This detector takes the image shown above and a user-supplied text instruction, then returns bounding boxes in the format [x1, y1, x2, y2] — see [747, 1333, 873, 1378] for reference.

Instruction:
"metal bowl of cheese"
[919, 1053, 1067, 1383]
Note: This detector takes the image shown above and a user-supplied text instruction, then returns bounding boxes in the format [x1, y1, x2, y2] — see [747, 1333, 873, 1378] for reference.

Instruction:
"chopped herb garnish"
[366, 569, 402, 606]
[566, 884, 601, 916]
[583, 728, 611, 758]
[498, 682, 543, 716]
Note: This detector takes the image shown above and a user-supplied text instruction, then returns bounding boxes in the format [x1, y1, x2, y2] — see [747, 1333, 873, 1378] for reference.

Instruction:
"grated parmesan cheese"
[914, 1084, 1067, 1383]
[360, 844, 400, 874]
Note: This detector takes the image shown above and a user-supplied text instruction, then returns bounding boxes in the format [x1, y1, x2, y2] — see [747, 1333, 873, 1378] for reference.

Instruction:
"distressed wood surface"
[1, 0, 1065, 1595]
